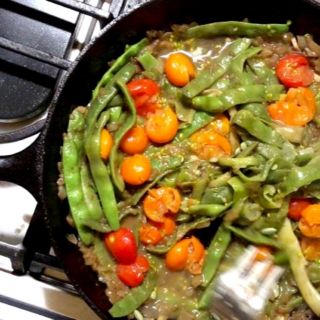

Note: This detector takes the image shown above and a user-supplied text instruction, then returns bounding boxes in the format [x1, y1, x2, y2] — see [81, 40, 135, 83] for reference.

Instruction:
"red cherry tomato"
[104, 227, 137, 265]
[288, 198, 311, 221]
[127, 79, 161, 116]
[276, 54, 314, 88]
[116, 255, 150, 287]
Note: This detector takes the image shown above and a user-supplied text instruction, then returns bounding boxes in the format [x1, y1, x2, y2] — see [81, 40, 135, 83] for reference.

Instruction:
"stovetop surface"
[0, 0, 77, 123]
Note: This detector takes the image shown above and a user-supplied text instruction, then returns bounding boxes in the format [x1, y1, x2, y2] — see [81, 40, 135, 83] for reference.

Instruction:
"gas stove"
[0, 0, 145, 319]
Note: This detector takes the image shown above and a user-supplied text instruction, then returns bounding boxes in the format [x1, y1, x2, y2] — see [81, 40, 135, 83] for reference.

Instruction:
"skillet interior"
[41, 0, 320, 318]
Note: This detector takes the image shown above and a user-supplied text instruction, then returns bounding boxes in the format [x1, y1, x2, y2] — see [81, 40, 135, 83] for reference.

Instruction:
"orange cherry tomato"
[116, 254, 149, 287]
[145, 108, 178, 144]
[255, 246, 272, 261]
[299, 218, 320, 238]
[120, 125, 149, 154]
[139, 224, 164, 245]
[288, 198, 311, 221]
[268, 87, 316, 126]
[186, 236, 205, 275]
[127, 79, 161, 116]
[166, 238, 190, 271]
[276, 54, 314, 88]
[143, 187, 181, 222]
[206, 114, 230, 136]
[100, 129, 113, 160]
[166, 236, 205, 274]
[161, 215, 176, 235]
[301, 204, 320, 224]
[165, 52, 195, 87]
[190, 130, 231, 160]
[301, 237, 320, 261]
[120, 154, 151, 185]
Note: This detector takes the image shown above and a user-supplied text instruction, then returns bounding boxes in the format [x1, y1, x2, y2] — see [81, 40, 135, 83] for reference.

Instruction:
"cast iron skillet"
[2, 0, 320, 318]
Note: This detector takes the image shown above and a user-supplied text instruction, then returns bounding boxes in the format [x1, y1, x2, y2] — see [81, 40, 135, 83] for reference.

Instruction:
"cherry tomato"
[145, 108, 179, 144]
[139, 224, 164, 245]
[161, 215, 176, 235]
[288, 198, 311, 221]
[255, 246, 272, 261]
[127, 79, 160, 116]
[165, 52, 195, 87]
[301, 237, 320, 261]
[268, 87, 316, 126]
[299, 218, 320, 238]
[116, 255, 150, 287]
[104, 227, 137, 264]
[190, 130, 231, 160]
[120, 125, 149, 154]
[120, 154, 151, 185]
[143, 187, 181, 222]
[166, 236, 205, 274]
[206, 114, 230, 136]
[301, 204, 320, 224]
[100, 129, 113, 160]
[276, 54, 314, 88]
[166, 238, 190, 271]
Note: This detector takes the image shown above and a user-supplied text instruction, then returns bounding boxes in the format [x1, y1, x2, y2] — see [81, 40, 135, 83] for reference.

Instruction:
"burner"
[0, 0, 77, 123]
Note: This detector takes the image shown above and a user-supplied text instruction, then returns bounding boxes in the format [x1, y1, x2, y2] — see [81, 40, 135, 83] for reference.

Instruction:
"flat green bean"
[86, 63, 136, 138]
[86, 111, 119, 230]
[63, 134, 93, 245]
[109, 81, 137, 192]
[241, 103, 271, 123]
[192, 85, 284, 114]
[92, 38, 148, 101]
[182, 38, 252, 99]
[184, 21, 289, 38]
[227, 224, 281, 248]
[232, 109, 285, 147]
[276, 155, 320, 199]
[248, 58, 279, 85]
[175, 111, 214, 141]
[188, 203, 232, 217]
[201, 224, 231, 287]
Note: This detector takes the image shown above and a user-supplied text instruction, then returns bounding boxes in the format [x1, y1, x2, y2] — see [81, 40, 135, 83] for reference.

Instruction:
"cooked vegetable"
[120, 154, 152, 185]
[288, 198, 311, 221]
[143, 187, 181, 222]
[278, 219, 320, 316]
[184, 21, 289, 38]
[120, 125, 149, 154]
[116, 255, 149, 287]
[268, 87, 316, 126]
[145, 108, 178, 143]
[105, 227, 138, 264]
[165, 52, 195, 87]
[62, 21, 320, 320]
[100, 128, 113, 160]
[276, 54, 314, 88]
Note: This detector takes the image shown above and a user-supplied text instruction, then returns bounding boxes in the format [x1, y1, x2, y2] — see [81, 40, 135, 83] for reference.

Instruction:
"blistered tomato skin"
[276, 54, 314, 88]
[104, 228, 137, 265]
[116, 255, 150, 287]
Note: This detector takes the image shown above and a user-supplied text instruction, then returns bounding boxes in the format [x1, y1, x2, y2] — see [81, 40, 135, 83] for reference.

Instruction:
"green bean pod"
[63, 134, 93, 245]
[109, 81, 137, 192]
[86, 111, 120, 230]
[184, 21, 289, 38]
[92, 38, 149, 101]
[192, 85, 284, 114]
[201, 224, 231, 287]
